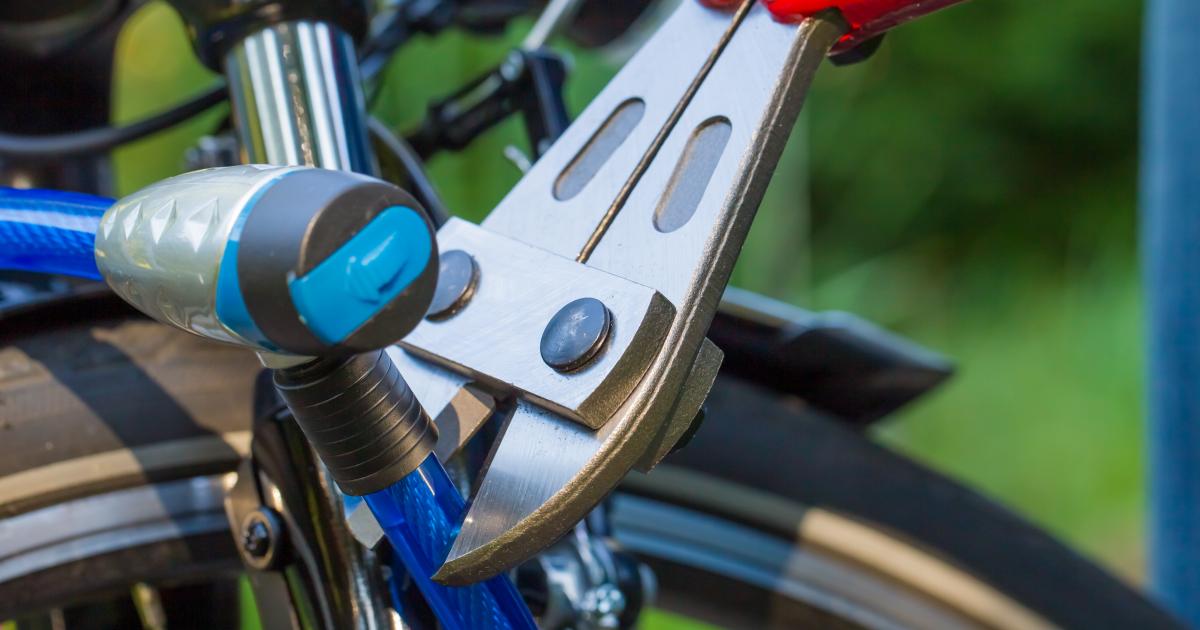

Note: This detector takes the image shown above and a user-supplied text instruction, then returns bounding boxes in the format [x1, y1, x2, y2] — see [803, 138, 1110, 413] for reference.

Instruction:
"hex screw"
[426, 250, 480, 321]
[239, 508, 282, 570]
[242, 518, 271, 558]
[540, 297, 613, 373]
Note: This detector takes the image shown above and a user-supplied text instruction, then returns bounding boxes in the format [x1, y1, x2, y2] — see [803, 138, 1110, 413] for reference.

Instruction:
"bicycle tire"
[0, 294, 1181, 628]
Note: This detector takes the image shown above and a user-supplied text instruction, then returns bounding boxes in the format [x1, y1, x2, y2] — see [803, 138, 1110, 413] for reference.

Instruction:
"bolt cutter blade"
[431, 1, 846, 584]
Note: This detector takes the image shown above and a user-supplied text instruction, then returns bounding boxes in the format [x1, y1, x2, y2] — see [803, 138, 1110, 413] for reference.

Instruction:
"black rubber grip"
[273, 351, 436, 496]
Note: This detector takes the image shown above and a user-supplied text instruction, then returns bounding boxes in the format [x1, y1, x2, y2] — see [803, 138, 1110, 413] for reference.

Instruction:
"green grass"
[734, 137, 1146, 578]
[872, 266, 1145, 577]
[640, 609, 721, 630]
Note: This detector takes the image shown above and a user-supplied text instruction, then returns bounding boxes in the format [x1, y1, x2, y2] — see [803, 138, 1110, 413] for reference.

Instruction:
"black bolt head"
[241, 518, 272, 558]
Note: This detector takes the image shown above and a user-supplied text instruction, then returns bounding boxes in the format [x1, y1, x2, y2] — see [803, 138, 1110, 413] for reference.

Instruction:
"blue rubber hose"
[0, 188, 112, 280]
[365, 455, 538, 630]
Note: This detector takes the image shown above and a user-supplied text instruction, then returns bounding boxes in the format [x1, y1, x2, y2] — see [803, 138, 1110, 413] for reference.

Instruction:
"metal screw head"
[426, 250, 479, 320]
[540, 298, 613, 373]
[242, 519, 271, 558]
[239, 508, 283, 570]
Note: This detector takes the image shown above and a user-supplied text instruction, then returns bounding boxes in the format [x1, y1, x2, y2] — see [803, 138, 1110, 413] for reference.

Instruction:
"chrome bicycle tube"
[221, 19, 390, 630]
[224, 21, 377, 174]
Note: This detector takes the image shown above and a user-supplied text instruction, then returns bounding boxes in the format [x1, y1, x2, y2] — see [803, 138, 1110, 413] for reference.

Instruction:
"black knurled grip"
[273, 350, 437, 496]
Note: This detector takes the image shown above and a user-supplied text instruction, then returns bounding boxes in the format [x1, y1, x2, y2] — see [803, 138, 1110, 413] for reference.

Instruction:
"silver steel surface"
[433, 1, 845, 583]
[348, 501, 387, 550]
[401, 219, 674, 430]
[225, 21, 377, 174]
[388, 345, 469, 422]
[482, 1, 736, 254]
[432, 385, 497, 462]
[95, 165, 303, 348]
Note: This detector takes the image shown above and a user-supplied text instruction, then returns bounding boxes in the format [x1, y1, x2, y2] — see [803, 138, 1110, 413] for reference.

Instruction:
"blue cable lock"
[16, 165, 538, 628]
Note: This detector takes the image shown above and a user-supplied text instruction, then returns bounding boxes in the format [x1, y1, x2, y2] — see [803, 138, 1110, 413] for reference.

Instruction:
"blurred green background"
[112, 0, 1145, 581]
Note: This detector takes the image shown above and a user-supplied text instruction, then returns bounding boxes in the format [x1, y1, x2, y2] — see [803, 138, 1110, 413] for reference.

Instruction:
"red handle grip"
[765, 0, 968, 53]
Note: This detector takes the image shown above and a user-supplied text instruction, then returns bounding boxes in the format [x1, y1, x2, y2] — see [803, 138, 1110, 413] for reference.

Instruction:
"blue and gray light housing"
[95, 165, 438, 357]
[288, 206, 433, 345]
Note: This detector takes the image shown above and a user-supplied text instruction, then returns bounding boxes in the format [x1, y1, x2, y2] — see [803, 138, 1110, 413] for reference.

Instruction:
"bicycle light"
[94, 164, 439, 358]
[95, 165, 446, 496]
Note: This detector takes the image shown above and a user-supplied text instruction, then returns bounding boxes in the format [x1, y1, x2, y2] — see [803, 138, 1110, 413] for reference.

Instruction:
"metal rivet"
[540, 298, 613, 373]
[426, 250, 479, 320]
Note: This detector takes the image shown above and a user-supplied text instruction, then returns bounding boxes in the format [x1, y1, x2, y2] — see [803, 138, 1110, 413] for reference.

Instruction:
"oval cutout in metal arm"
[553, 98, 646, 201]
[653, 116, 732, 233]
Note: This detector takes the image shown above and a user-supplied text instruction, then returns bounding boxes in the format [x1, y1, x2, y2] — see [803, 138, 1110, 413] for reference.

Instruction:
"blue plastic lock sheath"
[0, 188, 111, 280]
[1144, 0, 1200, 621]
[365, 455, 537, 630]
[288, 206, 433, 345]
[215, 197, 278, 351]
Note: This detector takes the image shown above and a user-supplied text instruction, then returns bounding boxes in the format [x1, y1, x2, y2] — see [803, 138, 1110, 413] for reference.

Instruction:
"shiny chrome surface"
[540, 297, 615, 373]
[95, 165, 303, 348]
[401, 219, 674, 430]
[225, 21, 377, 174]
[222, 23, 392, 627]
[428, 1, 845, 583]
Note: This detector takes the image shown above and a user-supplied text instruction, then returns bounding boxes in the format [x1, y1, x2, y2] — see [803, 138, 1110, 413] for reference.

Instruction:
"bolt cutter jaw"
[388, 1, 851, 585]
